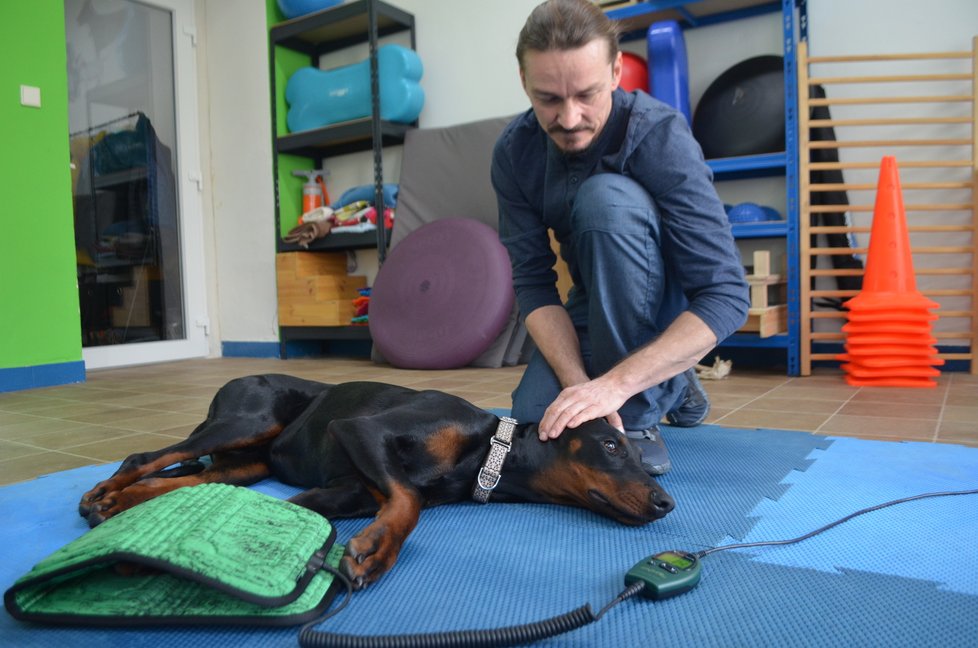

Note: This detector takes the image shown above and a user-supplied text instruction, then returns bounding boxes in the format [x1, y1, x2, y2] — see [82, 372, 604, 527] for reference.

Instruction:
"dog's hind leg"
[78, 419, 283, 520]
[83, 452, 272, 527]
[146, 459, 206, 479]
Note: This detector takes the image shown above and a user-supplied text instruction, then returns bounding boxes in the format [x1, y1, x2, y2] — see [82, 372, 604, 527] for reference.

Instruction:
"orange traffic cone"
[844, 309, 938, 323]
[836, 156, 942, 387]
[844, 156, 940, 312]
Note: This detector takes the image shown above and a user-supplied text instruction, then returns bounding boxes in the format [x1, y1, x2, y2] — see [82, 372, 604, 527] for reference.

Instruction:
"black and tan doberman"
[79, 375, 674, 588]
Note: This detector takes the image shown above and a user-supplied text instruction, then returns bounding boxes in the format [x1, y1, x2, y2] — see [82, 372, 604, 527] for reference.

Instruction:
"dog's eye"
[603, 440, 618, 453]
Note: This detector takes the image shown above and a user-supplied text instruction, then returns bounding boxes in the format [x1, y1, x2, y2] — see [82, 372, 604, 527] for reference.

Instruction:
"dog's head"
[506, 419, 674, 525]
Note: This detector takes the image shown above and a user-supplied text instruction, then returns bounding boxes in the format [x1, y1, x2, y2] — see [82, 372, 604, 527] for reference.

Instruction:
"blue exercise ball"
[726, 202, 781, 224]
[277, 0, 342, 20]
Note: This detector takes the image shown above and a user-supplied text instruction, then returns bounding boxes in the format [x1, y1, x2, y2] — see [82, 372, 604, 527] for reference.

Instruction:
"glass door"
[65, 0, 206, 369]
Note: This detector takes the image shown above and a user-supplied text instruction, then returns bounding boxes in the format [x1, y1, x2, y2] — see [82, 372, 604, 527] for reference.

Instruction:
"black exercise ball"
[692, 55, 785, 159]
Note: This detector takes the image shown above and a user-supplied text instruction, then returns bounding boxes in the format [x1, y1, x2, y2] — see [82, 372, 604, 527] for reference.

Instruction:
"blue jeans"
[512, 174, 687, 430]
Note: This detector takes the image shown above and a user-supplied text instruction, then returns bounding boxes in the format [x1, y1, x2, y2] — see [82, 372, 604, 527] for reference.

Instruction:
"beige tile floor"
[1, 357, 976, 487]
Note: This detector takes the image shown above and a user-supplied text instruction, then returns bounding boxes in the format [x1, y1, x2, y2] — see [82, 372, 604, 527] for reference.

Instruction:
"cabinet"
[268, 0, 416, 352]
[606, 0, 802, 375]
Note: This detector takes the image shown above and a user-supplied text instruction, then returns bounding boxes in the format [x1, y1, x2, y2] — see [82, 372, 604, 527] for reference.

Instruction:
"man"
[491, 0, 749, 475]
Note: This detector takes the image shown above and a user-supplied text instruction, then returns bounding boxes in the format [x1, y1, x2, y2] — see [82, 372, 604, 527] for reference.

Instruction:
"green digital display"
[659, 551, 694, 569]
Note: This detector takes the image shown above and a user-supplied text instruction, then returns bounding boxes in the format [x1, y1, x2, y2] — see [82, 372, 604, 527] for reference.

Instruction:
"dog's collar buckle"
[472, 416, 517, 504]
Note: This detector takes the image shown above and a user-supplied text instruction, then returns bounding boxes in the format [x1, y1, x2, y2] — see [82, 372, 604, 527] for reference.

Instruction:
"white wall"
[198, 0, 279, 348]
[398, 0, 539, 127]
[808, 0, 977, 58]
[196, 0, 977, 348]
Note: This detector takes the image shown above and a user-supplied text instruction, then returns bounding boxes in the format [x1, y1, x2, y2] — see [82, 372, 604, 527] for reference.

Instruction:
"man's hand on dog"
[538, 377, 627, 440]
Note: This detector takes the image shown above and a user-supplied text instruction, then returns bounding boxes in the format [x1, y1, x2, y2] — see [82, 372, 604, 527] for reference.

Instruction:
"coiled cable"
[298, 568, 646, 648]
[301, 488, 978, 646]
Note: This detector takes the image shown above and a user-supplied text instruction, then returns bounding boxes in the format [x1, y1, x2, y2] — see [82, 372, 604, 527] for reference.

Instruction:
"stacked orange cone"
[836, 156, 943, 387]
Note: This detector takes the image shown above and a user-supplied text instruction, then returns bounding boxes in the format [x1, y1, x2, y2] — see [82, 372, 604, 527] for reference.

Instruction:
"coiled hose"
[298, 566, 646, 648]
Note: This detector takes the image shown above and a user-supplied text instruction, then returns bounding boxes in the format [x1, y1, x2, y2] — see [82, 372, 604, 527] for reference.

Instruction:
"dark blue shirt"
[491, 89, 749, 341]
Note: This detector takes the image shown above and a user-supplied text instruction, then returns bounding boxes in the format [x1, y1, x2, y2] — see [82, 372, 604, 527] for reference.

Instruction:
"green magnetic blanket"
[4, 484, 344, 627]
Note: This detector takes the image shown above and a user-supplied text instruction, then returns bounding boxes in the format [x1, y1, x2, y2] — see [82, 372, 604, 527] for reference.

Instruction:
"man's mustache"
[548, 124, 594, 136]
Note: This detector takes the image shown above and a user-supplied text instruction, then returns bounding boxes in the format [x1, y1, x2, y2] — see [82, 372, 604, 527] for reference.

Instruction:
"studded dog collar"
[471, 416, 518, 503]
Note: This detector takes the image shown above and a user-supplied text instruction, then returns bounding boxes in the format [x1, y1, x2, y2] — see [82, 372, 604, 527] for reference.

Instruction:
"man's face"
[521, 39, 622, 155]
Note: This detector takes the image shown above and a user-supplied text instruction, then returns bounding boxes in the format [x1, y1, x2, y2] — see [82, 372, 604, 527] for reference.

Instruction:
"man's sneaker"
[626, 426, 671, 476]
[666, 368, 710, 427]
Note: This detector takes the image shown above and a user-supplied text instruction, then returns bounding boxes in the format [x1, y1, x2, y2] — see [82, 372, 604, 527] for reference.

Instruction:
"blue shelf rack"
[606, 0, 802, 372]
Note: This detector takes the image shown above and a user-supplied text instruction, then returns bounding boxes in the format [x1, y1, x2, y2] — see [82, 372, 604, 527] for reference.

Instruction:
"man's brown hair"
[516, 0, 621, 71]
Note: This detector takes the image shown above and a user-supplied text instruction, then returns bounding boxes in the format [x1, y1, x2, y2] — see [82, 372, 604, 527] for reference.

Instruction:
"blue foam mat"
[2, 425, 977, 647]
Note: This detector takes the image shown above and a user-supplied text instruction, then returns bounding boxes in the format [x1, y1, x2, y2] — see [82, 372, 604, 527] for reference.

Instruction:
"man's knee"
[510, 350, 562, 423]
[511, 388, 545, 424]
[571, 174, 659, 234]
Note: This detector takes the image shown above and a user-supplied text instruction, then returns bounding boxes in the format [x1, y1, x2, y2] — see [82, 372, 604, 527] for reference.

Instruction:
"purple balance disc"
[370, 218, 515, 369]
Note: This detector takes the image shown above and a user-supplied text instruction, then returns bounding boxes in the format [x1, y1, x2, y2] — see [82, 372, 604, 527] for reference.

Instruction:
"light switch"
[20, 85, 41, 108]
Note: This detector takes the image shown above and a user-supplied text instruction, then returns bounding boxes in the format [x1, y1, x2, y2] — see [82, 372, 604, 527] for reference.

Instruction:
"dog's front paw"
[339, 556, 368, 590]
[340, 523, 403, 589]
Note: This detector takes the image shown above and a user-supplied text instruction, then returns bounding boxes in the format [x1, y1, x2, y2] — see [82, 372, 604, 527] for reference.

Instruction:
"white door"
[65, 0, 207, 369]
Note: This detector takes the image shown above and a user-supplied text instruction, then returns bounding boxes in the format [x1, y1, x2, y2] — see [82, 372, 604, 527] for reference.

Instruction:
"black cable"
[299, 601, 597, 648]
[695, 488, 978, 558]
[299, 488, 978, 647]
[302, 564, 354, 627]
[595, 580, 646, 619]
[298, 570, 646, 648]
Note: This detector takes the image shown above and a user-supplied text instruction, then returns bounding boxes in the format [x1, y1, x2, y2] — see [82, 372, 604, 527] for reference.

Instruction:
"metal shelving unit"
[269, 0, 415, 259]
[268, 0, 416, 353]
[607, 0, 803, 374]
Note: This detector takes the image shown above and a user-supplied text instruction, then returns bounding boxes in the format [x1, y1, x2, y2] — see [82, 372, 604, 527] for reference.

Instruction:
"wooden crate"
[278, 251, 348, 278]
[276, 252, 366, 326]
[739, 305, 788, 338]
[744, 249, 787, 310]
[748, 276, 787, 309]
[744, 250, 783, 279]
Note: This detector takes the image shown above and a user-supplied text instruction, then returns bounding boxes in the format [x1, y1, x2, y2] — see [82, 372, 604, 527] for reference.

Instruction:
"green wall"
[267, 0, 319, 237]
[0, 2, 83, 381]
